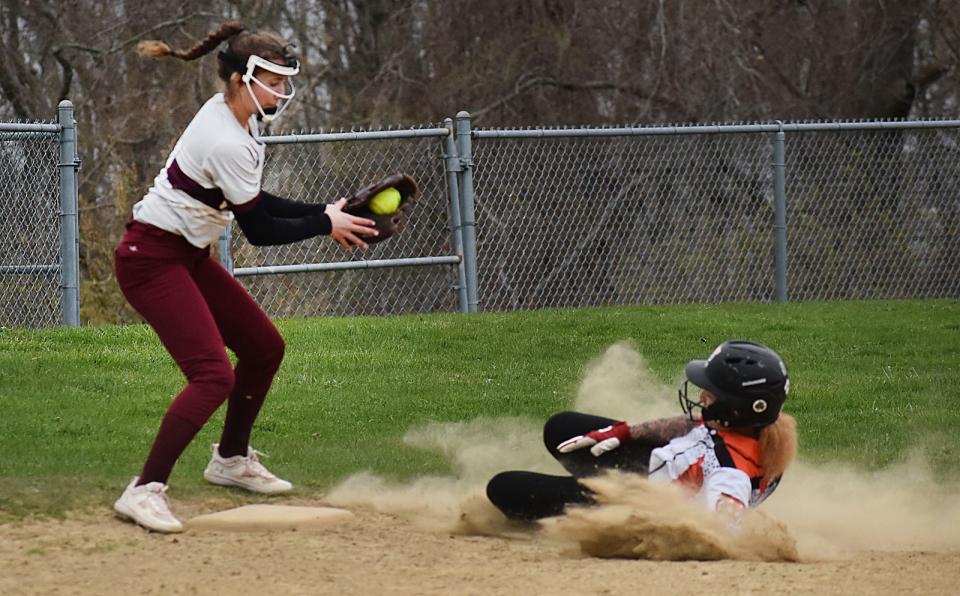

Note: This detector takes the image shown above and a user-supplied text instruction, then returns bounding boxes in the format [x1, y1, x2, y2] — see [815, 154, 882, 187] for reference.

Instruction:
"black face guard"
[677, 381, 703, 421]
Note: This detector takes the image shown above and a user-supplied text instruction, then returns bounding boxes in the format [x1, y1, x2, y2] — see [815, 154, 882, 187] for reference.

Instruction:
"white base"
[188, 505, 354, 532]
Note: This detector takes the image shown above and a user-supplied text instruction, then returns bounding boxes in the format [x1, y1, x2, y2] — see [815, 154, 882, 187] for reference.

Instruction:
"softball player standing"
[112, 21, 377, 533]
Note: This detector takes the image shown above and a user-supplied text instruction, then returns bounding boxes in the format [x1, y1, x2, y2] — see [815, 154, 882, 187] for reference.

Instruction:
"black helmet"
[678, 340, 789, 428]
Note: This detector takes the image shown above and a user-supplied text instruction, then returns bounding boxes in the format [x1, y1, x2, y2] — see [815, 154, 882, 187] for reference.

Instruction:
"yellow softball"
[369, 187, 402, 215]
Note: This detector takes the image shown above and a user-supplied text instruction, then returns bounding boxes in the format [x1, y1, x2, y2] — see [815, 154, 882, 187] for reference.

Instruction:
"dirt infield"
[6, 344, 957, 595]
[2, 500, 959, 596]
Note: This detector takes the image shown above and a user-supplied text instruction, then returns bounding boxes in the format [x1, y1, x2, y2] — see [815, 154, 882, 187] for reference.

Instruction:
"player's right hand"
[326, 198, 378, 249]
[556, 421, 632, 457]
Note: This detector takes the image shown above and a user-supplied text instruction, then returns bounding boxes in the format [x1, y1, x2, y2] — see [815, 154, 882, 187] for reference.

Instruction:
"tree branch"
[473, 73, 694, 122]
[52, 48, 74, 102]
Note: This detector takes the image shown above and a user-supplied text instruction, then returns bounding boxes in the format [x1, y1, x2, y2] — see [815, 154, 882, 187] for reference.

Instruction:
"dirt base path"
[2, 500, 958, 596]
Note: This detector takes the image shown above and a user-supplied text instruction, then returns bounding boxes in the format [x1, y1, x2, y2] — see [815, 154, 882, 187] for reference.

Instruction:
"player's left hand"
[556, 421, 632, 457]
[326, 198, 378, 249]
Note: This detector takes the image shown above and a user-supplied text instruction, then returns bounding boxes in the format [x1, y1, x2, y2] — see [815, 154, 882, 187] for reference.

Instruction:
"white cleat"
[113, 477, 184, 533]
[203, 444, 293, 495]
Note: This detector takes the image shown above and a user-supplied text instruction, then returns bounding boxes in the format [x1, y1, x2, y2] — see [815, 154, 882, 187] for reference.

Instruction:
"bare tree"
[0, 0, 957, 322]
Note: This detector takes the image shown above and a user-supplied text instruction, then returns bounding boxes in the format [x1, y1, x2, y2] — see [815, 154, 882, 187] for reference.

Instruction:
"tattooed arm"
[628, 416, 698, 445]
[557, 415, 699, 457]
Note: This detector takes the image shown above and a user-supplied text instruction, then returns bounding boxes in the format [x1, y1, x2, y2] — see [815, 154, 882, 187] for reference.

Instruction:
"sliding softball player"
[487, 340, 797, 522]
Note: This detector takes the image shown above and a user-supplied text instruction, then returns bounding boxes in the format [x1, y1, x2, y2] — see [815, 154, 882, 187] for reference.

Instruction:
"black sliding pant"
[486, 411, 657, 521]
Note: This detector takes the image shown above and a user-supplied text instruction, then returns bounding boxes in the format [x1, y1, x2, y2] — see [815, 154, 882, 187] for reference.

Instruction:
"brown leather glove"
[342, 173, 418, 243]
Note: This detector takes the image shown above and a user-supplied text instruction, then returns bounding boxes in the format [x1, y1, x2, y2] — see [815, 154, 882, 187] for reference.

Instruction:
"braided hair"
[138, 21, 293, 89]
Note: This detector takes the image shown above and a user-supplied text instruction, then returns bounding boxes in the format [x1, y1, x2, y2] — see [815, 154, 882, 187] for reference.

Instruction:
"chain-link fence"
[469, 121, 960, 308]
[0, 102, 79, 328]
[223, 118, 960, 317]
[3, 111, 958, 327]
[471, 130, 777, 308]
[225, 125, 467, 318]
[786, 126, 959, 300]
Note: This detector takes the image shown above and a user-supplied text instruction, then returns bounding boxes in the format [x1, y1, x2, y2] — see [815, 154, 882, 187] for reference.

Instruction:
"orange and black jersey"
[648, 424, 782, 509]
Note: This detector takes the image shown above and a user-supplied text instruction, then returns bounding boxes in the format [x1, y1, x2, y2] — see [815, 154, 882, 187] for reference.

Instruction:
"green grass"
[1, 300, 958, 519]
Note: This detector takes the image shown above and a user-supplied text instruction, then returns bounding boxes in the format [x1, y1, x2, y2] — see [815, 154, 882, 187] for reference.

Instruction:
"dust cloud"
[325, 416, 561, 529]
[544, 472, 799, 561]
[570, 340, 679, 419]
[763, 457, 960, 559]
[324, 341, 960, 560]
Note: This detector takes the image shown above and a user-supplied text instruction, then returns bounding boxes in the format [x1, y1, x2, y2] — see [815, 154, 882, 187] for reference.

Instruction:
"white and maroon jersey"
[647, 424, 781, 511]
[131, 93, 265, 248]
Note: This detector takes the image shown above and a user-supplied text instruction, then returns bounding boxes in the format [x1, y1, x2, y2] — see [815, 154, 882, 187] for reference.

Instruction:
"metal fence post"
[219, 223, 234, 274]
[773, 122, 788, 302]
[455, 111, 480, 312]
[443, 118, 469, 312]
[57, 100, 80, 326]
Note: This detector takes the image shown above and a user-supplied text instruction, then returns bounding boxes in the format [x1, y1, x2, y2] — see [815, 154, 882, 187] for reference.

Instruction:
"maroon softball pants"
[115, 220, 285, 485]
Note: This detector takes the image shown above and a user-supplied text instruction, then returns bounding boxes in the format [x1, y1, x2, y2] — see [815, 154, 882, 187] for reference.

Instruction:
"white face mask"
[240, 54, 300, 122]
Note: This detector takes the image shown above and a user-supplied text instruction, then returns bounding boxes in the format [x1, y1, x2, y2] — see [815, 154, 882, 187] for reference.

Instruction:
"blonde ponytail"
[137, 20, 245, 61]
[136, 40, 172, 58]
[758, 413, 797, 481]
